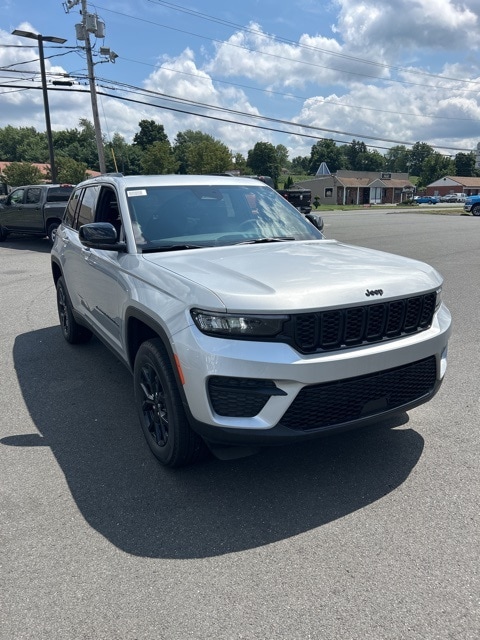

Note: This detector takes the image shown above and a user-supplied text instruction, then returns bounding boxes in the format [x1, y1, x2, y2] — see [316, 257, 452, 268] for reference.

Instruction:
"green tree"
[309, 139, 342, 174]
[173, 130, 231, 174]
[133, 120, 169, 150]
[406, 142, 435, 177]
[340, 140, 368, 170]
[384, 145, 410, 173]
[291, 155, 309, 174]
[419, 153, 455, 188]
[108, 133, 143, 175]
[2, 162, 44, 186]
[56, 156, 88, 184]
[141, 140, 178, 174]
[0, 126, 47, 162]
[275, 144, 290, 170]
[232, 152, 247, 174]
[454, 152, 476, 177]
[246, 141, 280, 185]
[174, 130, 208, 174]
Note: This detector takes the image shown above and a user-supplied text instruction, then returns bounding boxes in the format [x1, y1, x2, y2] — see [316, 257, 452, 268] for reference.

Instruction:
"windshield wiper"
[236, 236, 296, 245]
[141, 243, 207, 253]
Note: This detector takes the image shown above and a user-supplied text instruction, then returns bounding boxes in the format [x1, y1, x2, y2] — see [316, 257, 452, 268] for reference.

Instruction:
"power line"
[95, 2, 480, 92]
[1, 81, 471, 154]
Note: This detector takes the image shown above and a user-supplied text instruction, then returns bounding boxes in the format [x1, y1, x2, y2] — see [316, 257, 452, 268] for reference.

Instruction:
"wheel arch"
[126, 309, 191, 411]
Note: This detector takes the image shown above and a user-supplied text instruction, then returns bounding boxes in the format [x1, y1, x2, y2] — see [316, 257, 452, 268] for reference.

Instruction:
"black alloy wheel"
[56, 276, 92, 344]
[134, 339, 207, 468]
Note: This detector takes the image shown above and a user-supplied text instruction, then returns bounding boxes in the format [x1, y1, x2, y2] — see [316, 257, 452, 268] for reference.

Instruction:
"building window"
[324, 188, 333, 197]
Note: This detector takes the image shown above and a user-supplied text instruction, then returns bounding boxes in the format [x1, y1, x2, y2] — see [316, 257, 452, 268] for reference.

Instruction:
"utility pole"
[12, 30, 67, 183]
[64, 0, 118, 173]
[81, 0, 106, 173]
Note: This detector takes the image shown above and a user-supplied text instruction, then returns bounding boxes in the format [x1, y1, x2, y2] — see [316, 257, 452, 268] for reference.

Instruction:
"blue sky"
[2, 0, 480, 161]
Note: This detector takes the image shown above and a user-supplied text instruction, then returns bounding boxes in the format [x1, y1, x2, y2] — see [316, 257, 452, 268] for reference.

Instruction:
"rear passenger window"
[25, 188, 41, 204]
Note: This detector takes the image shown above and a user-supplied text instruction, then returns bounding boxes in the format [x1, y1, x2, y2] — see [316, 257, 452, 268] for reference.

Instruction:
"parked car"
[414, 196, 439, 204]
[51, 174, 451, 468]
[463, 195, 480, 216]
[440, 193, 466, 203]
[0, 184, 74, 243]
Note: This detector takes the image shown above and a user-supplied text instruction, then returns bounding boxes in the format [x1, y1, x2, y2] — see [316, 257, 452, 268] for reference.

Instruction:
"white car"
[51, 174, 451, 467]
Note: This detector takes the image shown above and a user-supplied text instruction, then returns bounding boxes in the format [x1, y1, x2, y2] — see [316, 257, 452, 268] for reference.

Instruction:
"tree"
[308, 139, 342, 174]
[133, 120, 169, 150]
[141, 140, 178, 174]
[188, 139, 231, 174]
[419, 153, 455, 188]
[173, 130, 231, 174]
[232, 152, 247, 174]
[56, 156, 88, 184]
[246, 142, 281, 185]
[406, 142, 435, 177]
[291, 155, 309, 174]
[454, 152, 476, 177]
[0, 126, 47, 162]
[384, 146, 410, 173]
[275, 144, 290, 170]
[2, 162, 44, 186]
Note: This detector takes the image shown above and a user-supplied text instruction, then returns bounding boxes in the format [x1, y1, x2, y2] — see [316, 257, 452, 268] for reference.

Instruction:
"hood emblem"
[365, 289, 384, 297]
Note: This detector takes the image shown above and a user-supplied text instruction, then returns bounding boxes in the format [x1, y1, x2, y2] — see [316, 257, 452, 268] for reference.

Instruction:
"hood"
[142, 240, 442, 312]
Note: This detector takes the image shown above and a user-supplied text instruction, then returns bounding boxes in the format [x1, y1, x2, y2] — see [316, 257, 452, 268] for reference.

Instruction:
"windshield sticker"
[127, 189, 147, 197]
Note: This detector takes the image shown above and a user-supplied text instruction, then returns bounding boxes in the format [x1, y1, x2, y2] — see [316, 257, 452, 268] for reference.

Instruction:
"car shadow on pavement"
[0, 236, 51, 252]
[6, 326, 423, 559]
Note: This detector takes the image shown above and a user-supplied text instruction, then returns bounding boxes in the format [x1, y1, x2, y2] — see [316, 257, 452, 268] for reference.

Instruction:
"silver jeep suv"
[51, 174, 451, 467]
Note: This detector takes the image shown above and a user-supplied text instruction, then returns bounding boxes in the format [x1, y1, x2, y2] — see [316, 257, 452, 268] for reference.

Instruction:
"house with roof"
[425, 176, 480, 197]
[295, 170, 415, 206]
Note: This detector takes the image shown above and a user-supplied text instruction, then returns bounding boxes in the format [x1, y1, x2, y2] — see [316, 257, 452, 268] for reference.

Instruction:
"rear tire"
[134, 338, 207, 468]
[56, 276, 93, 344]
[0, 225, 8, 242]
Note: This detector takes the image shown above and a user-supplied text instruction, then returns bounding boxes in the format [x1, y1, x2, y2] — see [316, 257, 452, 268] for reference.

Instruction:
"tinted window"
[46, 186, 74, 203]
[10, 189, 24, 204]
[76, 186, 100, 229]
[63, 189, 83, 228]
[25, 187, 41, 204]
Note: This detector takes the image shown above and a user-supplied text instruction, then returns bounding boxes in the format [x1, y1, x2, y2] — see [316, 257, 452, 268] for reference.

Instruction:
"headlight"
[191, 309, 288, 337]
[435, 287, 442, 312]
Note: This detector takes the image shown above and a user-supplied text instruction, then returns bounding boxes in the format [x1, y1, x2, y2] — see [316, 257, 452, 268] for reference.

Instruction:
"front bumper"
[174, 304, 451, 445]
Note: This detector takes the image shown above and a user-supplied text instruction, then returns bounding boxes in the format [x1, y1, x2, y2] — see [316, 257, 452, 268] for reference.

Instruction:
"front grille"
[287, 292, 436, 353]
[280, 356, 437, 431]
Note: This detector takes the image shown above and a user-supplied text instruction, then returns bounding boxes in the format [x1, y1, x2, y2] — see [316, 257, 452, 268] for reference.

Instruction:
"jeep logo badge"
[365, 289, 384, 297]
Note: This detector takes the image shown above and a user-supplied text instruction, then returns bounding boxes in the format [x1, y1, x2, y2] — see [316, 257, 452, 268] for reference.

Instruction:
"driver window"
[10, 189, 24, 204]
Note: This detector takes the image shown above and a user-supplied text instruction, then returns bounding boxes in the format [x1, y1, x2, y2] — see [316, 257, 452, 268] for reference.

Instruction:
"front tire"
[56, 276, 93, 344]
[134, 339, 207, 468]
[47, 223, 59, 244]
[0, 225, 8, 242]
[472, 205, 480, 216]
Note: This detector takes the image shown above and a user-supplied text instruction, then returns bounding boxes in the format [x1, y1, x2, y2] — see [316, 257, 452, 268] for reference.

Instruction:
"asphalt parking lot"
[1, 211, 479, 639]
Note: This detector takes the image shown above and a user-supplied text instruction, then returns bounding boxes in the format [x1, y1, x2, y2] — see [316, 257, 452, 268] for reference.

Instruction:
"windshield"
[125, 184, 323, 250]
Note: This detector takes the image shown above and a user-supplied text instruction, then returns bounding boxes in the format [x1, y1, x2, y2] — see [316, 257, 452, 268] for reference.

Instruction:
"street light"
[12, 29, 67, 183]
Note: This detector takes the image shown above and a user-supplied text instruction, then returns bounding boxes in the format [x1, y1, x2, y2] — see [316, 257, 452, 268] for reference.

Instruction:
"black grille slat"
[290, 292, 436, 353]
[281, 356, 437, 431]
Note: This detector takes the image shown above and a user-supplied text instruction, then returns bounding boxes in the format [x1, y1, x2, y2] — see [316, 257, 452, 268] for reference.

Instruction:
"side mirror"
[79, 222, 126, 251]
[305, 212, 324, 232]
